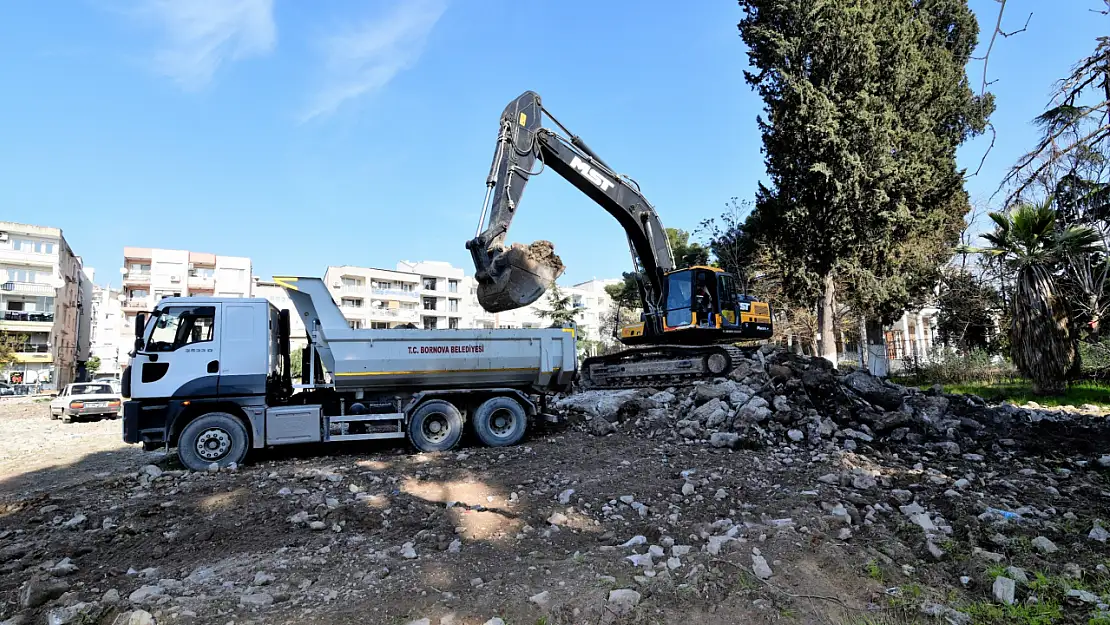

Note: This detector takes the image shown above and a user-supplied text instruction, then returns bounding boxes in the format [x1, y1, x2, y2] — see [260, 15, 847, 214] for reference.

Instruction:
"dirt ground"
[1, 391, 1109, 625]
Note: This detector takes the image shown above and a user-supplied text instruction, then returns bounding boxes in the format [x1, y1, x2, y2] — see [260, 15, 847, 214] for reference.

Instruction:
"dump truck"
[121, 276, 577, 471]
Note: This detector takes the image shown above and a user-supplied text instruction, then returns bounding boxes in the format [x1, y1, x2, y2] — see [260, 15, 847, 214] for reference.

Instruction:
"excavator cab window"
[692, 270, 718, 327]
[664, 271, 693, 328]
[718, 274, 739, 328]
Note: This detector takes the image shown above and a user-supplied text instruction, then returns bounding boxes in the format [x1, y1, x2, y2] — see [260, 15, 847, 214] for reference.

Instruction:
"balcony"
[367, 308, 419, 322]
[371, 288, 419, 300]
[123, 272, 151, 285]
[1, 281, 55, 296]
[0, 247, 54, 268]
[3, 311, 54, 323]
[188, 275, 215, 291]
[122, 298, 151, 311]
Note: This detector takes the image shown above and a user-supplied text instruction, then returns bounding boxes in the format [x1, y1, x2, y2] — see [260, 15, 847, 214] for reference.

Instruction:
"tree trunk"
[858, 316, 868, 368]
[865, 319, 889, 377]
[1012, 264, 1073, 396]
[817, 274, 838, 367]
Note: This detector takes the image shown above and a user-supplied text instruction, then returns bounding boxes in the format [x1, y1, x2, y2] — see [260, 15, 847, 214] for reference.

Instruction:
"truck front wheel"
[177, 412, 249, 472]
[408, 400, 463, 452]
[472, 396, 528, 447]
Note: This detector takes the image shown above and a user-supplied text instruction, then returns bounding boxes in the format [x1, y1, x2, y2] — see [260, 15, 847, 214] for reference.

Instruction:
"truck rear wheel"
[472, 396, 528, 447]
[177, 412, 248, 472]
[408, 400, 463, 452]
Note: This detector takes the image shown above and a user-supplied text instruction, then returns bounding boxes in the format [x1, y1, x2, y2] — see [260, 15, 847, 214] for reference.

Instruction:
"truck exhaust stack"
[476, 241, 565, 313]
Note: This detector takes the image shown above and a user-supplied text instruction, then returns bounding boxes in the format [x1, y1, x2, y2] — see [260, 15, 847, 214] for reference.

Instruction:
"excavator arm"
[466, 90, 675, 317]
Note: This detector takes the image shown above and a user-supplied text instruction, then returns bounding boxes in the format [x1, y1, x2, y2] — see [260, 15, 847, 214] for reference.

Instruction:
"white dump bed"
[276, 277, 577, 393]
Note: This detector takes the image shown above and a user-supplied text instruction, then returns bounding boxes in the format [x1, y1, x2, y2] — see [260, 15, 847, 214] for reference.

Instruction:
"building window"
[4, 268, 41, 283]
[423, 317, 438, 330]
[189, 266, 214, 278]
[372, 280, 393, 290]
[499, 324, 514, 329]
[401, 283, 415, 292]
[348, 320, 363, 329]
[448, 299, 459, 313]
[13, 239, 54, 254]
[422, 297, 436, 311]
[371, 322, 389, 329]
[448, 279, 459, 293]
[422, 277, 437, 291]
[341, 297, 363, 308]
[219, 268, 245, 283]
[342, 277, 364, 288]
[448, 317, 459, 329]
[401, 302, 417, 310]
[129, 263, 151, 275]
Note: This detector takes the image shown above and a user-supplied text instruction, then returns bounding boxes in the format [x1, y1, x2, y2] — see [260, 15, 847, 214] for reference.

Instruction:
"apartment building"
[0, 221, 89, 389]
[323, 265, 423, 329]
[396, 260, 470, 330]
[119, 248, 252, 366]
[471, 278, 621, 352]
[89, 284, 126, 376]
[253, 278, 308, 350]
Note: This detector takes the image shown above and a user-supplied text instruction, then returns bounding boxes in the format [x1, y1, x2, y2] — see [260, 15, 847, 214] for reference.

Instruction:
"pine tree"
[737, 0, 993, 369]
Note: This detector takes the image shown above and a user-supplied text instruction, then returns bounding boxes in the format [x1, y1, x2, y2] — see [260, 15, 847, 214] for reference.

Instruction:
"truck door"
[218, 302, 268, 396]
[132, 304, 222, 399]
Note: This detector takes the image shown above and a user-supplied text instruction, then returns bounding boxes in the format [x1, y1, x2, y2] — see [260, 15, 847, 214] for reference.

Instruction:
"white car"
[50, 382, 122, 421]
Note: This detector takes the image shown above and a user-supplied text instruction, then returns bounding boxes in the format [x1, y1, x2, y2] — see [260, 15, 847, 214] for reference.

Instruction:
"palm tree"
[972, 200, 1103, 394]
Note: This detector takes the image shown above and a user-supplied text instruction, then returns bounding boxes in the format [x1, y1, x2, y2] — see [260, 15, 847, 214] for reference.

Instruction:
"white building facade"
[89, 284, 126, 377]
[119, 248, 253, 367]
[0, 221, 89, 389]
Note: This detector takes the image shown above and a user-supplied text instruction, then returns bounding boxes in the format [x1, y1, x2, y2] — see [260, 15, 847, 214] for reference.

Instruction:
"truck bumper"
[123, 400, 169, 445]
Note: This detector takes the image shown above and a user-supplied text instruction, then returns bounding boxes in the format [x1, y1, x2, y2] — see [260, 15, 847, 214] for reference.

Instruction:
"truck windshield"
[146, 305, 216, 352]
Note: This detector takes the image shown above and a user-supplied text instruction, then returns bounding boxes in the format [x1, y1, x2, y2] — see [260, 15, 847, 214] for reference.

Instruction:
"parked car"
[49, 382, 122, 421]
[0, 383, 14, 397]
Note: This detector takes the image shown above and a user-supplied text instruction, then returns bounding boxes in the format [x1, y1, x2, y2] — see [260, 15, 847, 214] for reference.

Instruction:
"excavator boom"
[466, 91, 673, 316]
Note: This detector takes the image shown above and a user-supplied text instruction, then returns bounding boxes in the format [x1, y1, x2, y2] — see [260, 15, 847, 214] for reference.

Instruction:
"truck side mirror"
[134, 312, 147, 352]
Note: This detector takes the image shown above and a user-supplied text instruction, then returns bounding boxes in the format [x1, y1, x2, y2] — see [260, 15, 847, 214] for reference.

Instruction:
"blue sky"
[0, 0, 1105, 288]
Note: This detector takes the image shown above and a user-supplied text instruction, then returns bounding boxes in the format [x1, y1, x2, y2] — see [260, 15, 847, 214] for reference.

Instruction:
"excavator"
[465, 91, 774, 388]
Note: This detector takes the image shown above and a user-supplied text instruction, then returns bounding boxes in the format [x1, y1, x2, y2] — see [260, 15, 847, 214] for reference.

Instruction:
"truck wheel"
[408, 400, 463, 452]
[472, 396, 528, 447]
[177, 412, 248, 472]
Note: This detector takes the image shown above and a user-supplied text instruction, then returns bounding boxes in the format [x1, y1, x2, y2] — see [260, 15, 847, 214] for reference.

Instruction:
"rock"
[529, 591, 551, 608]
[406, 620, 431, 625]
[890, 489, 914, 504]
[590, 417, 617, 436]
[929, 441, 961, 456]
[767, 364, 793, 381]
[736, 397, 772, 424]
[253, 571, 275, 586]
[470, 577, 484, 587]
[308, 521, 326, 531]
[607, 589, 642, 615]
[621, 535, 647, 547]
[1090, 524, 1110, 543]
[1098, 455, 1110, 469]
[919, 602, 971, 625]
[401, 543, 418, 559]
[482, 620, 505, 625]
[619, 495, 635, 505]
[447, 539, 461, 553]
[62, 513, 87, 529]
[625, 553, 653, 568]
[705, 536, 734, 556]
[709, 432, 740, 448]
[906, 395, 950, 428]
[649, 391, 676, 404]
[1031, 536, 1058, 554]
[547, 512, 568, 526]
[992, 576, 1016, 605]
[1067, 589, 1099, 604]
[555, 390, 639, 421]
[714, 488, 728, 500]
[113, 611, 155, 625]
[557, 489, 575, 504]
[48, 557, 79, 576]
[926, 541, 946, 561]
[818, 473, 839, 485]
[207, 462, 219, 473]
[751, 554, 773, 580]
[19, 577, 70, 609]
[103, 589, 121, 603]
[696, 381, 736, 404]
[773, 396, 791, 412]
[240, 592, 274, 608]
[141, 464, 163, 479]
[851, 474, 877, 490]
[128, 585, 164, 604]
[692, 398, 726, 423]
[681, 482, 695, 496]
[1005, 567, 1029, 585]
[843, 371, 904, 410]
[787, 429, 804, 442]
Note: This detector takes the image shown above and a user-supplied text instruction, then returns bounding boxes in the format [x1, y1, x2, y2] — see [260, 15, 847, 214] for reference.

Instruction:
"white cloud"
[301, 0, 447, 122]
[135, 0, 276, 90]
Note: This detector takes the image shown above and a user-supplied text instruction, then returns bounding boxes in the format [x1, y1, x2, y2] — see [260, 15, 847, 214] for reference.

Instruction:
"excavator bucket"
[476, 241, 565, 313]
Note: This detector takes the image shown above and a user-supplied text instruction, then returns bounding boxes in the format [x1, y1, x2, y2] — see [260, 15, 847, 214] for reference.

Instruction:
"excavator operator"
[694, 273, 713, 327]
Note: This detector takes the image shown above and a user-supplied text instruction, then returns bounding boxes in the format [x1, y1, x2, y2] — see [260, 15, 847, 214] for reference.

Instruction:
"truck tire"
[472, 396, 528, 447]
[177, 412, 249, 472]
[408, 400, 463, 452]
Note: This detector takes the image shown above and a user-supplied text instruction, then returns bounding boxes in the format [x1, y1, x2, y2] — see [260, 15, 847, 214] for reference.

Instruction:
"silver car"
[49, 383, 122, 421]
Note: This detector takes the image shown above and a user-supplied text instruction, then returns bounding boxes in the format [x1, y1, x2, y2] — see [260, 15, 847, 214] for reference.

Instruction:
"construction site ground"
[1, 388, 1109, 625]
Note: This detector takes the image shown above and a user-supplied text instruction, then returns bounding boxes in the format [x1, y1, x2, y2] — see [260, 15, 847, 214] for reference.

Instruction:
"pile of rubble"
[558, 346, 1109, 455]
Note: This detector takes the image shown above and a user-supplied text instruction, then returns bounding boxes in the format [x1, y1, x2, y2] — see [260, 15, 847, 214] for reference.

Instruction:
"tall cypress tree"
[737, 0, 993, 370]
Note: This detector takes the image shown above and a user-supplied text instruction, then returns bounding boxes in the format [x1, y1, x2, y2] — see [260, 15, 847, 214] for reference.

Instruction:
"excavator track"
[579, 344, 755, 389]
